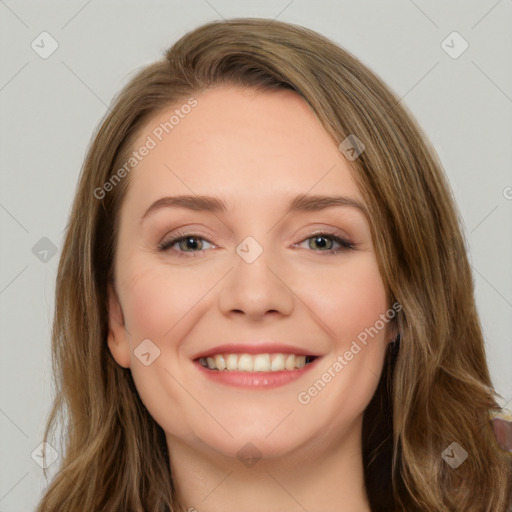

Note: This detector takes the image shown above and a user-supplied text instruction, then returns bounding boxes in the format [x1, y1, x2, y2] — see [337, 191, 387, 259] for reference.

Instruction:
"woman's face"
[107, 85, 397, 462]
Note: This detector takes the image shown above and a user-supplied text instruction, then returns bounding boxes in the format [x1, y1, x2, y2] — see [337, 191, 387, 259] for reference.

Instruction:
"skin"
[107, 85, 397, 512]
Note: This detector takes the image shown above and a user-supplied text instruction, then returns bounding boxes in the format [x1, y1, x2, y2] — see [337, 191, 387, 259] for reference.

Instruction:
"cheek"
[118, 258, 214, 342]
[117, 261, 208, 439]
[295, 256, 391, 427]
[120, 266, 172, 340]
[298, 253, 389, 345]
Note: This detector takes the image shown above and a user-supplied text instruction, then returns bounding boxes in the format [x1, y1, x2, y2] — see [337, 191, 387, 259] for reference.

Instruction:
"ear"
[107, 282, 131, 368]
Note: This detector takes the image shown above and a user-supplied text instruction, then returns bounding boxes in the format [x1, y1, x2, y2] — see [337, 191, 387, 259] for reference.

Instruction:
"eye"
[295, 232, 355, 254]
[158, 232, 215, 256]
[158, 230, 355, 257]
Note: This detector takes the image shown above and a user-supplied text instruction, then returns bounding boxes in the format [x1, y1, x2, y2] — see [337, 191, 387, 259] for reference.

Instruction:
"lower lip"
[194, 358, 320, 388]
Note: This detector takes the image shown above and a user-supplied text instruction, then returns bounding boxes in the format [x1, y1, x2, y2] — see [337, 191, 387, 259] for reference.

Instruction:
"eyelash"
[157, 230, 355, 257]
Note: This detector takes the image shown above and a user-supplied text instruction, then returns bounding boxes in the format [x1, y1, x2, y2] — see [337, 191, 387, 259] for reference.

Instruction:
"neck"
[166, 419, 371, 512]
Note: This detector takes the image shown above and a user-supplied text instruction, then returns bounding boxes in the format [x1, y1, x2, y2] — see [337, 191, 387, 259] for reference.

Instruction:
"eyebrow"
[141, 193, 368, 222]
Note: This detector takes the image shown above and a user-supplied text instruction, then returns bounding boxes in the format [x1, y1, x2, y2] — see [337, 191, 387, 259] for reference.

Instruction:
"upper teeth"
[198, 353, 313, 372]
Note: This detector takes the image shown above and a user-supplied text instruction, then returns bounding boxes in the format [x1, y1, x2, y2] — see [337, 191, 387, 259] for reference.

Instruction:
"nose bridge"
[218, 234, 294, 318]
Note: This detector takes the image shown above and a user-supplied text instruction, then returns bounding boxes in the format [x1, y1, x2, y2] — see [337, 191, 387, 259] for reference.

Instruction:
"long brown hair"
[36, 18, 512, 512]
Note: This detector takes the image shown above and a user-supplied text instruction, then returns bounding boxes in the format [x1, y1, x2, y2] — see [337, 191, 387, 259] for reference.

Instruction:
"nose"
[218, 240, 295, 321]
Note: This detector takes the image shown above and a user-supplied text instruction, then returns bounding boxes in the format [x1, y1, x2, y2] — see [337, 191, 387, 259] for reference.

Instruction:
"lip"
[191, 341, 321, 360]
[194, 355, 321, 388]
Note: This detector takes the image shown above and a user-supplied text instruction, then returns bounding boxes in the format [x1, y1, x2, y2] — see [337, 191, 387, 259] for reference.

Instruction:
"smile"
[197, 353, 318, 372]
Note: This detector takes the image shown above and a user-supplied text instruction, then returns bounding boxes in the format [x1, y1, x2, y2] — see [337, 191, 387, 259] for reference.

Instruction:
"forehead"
[121, 85, 363, 213]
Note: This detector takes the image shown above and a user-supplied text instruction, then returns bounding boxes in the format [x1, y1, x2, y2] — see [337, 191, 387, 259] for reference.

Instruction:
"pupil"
[185, 237, 199, 250]
[314, 236, 328, 249]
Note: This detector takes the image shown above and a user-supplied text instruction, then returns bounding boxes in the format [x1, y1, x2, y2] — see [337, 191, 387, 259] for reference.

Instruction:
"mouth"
[196, 353, 319, 372]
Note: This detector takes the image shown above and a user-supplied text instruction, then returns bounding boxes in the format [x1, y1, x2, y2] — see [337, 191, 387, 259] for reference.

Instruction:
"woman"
[36, 18, 512, 512]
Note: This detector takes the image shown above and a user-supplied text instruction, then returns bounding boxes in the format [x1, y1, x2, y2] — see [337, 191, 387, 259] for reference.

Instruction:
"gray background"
[1, 1, 511, 510]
